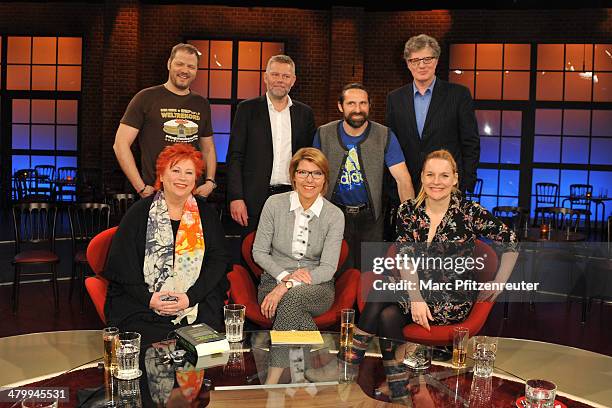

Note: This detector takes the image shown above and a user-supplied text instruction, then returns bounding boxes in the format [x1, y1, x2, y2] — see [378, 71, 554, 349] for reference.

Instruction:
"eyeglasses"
[407, 56, 437, 67]
[268, 72, 293, 81]
[295, 169, 324, 180]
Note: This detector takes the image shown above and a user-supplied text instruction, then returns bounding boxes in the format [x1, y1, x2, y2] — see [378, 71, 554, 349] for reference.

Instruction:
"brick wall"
[0, 4, 610, 171]
[364, 8, 612, 122]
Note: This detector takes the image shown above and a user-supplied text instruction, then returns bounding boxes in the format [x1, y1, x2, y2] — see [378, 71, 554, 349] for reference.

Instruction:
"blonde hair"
[289, 148, 330, 195]
[414, 149, 459, 208]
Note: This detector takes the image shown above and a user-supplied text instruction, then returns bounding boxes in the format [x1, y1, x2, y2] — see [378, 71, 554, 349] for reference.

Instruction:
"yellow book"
[270, 330, 325, 345]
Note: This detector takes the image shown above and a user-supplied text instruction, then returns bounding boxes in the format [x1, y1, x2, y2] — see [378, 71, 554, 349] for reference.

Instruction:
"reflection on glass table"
[3, 330, 610, 407]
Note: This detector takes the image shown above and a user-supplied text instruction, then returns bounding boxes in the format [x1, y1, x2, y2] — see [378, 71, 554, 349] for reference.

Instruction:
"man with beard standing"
[114, 43, 217, 198]
[314, 83, 414, 268]
[227, 55, 315, 234]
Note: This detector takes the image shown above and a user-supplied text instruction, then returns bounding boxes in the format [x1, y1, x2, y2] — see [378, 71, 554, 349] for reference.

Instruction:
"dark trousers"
[241, 184, 294, 238]
[342, 208, 384, 270]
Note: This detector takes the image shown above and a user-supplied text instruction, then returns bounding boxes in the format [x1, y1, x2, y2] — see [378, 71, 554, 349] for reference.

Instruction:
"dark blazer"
[386, 78, 480, 193]
[227, 94, 316, 218]
[104, 196, 230, 333]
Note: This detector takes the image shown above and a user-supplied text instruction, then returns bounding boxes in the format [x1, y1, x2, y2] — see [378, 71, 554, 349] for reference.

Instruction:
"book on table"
[176, 323, 230, 358]
[270, 330, 325, 345]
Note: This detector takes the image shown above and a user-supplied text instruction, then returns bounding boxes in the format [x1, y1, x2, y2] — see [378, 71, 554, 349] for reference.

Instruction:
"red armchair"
[85, 226, 118, 324]
[228, 231, 360, 329]
[358, 240, 499, 346]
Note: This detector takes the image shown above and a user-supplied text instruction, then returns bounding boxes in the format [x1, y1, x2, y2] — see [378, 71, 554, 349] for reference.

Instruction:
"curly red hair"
[154, 143, 205, 192]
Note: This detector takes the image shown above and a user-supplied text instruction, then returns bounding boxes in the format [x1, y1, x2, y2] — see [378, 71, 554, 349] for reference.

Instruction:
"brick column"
[101, 0, 141, 173]
[327, 6, 365, 122]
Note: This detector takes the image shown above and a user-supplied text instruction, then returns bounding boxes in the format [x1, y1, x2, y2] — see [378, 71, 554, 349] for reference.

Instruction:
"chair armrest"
[313, 268, 360, 329]
[357, 270, 382, 312]
[85, 276, 108, 324]
[227, 264, 273, 329]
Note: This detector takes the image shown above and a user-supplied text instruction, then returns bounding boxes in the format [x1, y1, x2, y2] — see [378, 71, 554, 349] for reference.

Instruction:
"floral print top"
[394, 192, 517, 323]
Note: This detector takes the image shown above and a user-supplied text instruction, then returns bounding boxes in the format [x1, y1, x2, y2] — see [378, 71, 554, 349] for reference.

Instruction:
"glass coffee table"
[2, 330, 610, 407]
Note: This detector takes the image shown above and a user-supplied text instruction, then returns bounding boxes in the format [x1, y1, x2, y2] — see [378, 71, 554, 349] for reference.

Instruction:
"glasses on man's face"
[407, 56, 437, 67]
[295, 169, 324, 180]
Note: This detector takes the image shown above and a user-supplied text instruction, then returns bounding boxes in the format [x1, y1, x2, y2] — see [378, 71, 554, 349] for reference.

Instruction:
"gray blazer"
[252, 192, 345, 285]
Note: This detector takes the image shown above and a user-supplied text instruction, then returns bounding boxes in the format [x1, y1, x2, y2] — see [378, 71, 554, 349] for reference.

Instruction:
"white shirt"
[267, 92, 293, 186]
[276, 191, 324, 286]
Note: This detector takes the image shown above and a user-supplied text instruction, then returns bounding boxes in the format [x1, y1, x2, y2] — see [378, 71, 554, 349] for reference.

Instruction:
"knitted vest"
[318, 120, 389, 220]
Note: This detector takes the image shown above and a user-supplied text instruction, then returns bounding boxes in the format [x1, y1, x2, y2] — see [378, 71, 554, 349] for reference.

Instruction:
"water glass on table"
[452, 327, 469, 367]
[114, 332, 142, 380]
[340, 308, 355, 348]
[102, 327, 119, 372]
[224, 304, 246, 342]
[403, 342, 432, 371]
[21, 399, 58, 408]
[525, 379, 557, 407]
[472, 336, 498, 378]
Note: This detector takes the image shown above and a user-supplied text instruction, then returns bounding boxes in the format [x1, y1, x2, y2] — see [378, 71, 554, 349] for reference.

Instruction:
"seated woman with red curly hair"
[104, 143, 229, 345]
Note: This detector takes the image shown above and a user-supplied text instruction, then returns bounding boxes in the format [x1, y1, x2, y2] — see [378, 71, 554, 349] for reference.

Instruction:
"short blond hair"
[265, 54, 295, 74]
[289, 148, 330, 194]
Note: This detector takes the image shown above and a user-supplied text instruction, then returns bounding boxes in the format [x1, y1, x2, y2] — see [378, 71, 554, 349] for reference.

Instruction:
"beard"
[345, 113, 368, 128]
[170, 74, 191, 90]
[268, 86, 289, 99]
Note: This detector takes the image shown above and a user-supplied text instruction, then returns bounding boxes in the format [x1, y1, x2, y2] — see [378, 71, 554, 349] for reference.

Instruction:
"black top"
[103, 196, 230, 330]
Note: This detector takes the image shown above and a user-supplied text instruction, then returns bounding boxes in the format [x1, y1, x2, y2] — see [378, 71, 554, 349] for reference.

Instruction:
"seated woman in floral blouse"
[345, 149, 518, 404]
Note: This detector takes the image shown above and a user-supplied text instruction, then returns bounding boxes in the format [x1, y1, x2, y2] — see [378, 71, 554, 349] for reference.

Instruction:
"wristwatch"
[284, 280, 293, 289]
[205, 178, 217, 189]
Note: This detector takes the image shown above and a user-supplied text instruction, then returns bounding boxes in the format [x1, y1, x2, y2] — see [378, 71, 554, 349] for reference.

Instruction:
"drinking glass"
[472, 336, 498, 377]
[117, 378, 141, 406]
[21, 400, 58, 408]
[525, 379, 556, 407]
[102, 327, 119, 372]
[452, 327, 469, 367]
[224, 342, 246, 377]
[473, 336, 498, 353]
[403, 342, 432, 371]
[114, 332, 142, 380]
[340, 309, 355, 348]
[224, 304, 246, 342]
[469, 375, 492, 408]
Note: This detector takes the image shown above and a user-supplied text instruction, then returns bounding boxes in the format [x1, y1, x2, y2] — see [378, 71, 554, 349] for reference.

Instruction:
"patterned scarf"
[144, 191, 205, 324]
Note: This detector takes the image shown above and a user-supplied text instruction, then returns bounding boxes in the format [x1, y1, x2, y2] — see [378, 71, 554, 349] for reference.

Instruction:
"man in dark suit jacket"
[386, 34, 479, 194]
[227, 55, 316, 233]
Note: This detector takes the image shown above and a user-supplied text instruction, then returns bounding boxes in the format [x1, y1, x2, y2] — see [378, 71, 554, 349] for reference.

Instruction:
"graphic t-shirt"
[121, 85, 213, 185]
[313, 122, 405, 206]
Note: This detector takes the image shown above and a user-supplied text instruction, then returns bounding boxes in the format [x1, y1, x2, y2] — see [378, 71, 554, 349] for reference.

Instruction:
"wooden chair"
[465, 178, 483, 203]
[534, 183, 558, 226]
[12, 202, 59, 313]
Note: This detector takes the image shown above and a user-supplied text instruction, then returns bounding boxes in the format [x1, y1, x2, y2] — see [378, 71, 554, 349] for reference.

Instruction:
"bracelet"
[139, 185, 147, 194]
[205, 178, 217, 188]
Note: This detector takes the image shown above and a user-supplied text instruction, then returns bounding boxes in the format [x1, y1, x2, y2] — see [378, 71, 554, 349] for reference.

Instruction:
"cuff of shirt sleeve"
[276, 271, 290, 283]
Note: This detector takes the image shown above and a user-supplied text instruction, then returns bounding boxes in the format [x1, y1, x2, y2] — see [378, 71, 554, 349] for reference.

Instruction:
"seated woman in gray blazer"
[253, 147, 345, 383]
